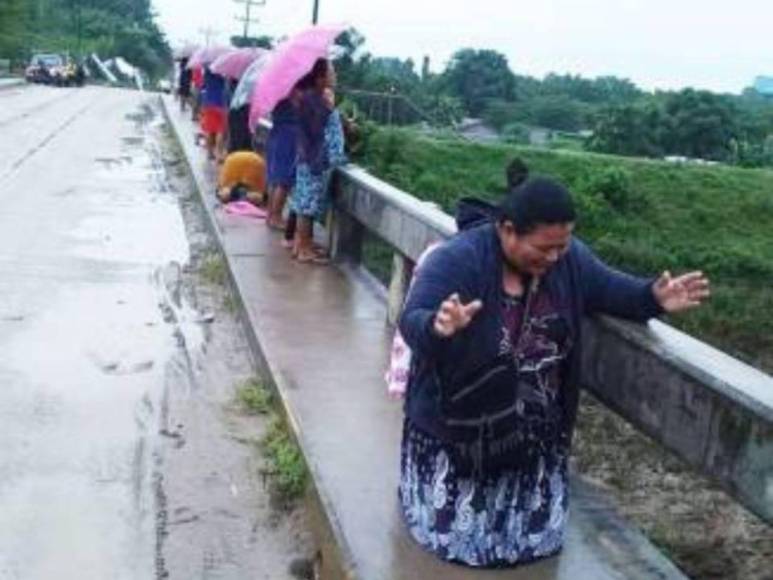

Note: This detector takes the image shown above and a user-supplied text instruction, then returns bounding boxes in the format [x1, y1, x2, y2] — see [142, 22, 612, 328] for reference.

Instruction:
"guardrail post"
[387, 253, 413, 327]
[330, 208, 365, 264]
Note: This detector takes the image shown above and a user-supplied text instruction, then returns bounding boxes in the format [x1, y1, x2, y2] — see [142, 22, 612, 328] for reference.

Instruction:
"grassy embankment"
[353, 128, 773, 373]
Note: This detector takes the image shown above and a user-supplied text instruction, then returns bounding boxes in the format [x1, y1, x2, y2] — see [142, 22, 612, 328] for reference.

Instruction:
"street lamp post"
[312, 0, 319, 24]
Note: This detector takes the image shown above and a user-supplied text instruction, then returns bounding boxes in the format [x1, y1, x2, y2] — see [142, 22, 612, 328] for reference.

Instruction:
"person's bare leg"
[295, 217, 327, 263]
[282, 211, 297, 249]
[206, 134, 216, 160]
[293, 216, 311, 259]
[268, 185, 289, 229]
[215, 131, 226, 163]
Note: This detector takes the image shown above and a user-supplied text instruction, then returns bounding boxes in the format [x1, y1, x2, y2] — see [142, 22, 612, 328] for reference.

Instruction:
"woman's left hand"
[653, 271, 711, 313]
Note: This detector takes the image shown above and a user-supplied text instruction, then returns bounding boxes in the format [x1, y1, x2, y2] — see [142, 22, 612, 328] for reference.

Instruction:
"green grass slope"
[354, 128, 773, 372]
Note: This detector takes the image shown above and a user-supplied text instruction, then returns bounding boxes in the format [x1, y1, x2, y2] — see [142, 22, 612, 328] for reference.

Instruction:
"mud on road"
[143, 101, 316, 580]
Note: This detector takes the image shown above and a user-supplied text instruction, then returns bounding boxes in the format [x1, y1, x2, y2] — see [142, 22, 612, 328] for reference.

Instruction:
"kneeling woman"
[398, 178, 709, 567]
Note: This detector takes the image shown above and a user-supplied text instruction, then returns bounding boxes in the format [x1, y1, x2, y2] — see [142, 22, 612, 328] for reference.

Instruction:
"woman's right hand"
[433, 293, 483, 338]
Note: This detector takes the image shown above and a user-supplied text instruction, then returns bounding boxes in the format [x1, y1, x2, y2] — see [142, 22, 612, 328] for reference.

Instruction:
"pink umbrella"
[249, 23, 347, 129]
[187, 45, 233, 69]
[210, 47, 269, 80]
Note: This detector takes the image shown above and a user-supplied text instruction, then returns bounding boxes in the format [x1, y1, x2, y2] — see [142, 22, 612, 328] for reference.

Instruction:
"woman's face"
[498, 221, 574, 277]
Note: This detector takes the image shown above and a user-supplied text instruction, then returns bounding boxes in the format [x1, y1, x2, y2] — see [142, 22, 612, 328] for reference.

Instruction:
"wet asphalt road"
[0, 86, 309, 579]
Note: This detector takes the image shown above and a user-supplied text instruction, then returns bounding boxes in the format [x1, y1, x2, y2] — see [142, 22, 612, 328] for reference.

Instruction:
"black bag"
[441, 352, 521, 433]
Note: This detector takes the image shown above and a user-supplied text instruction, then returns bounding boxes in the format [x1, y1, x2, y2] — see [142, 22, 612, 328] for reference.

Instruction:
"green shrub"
[262, 415, 307, 501]
[237, 377, 272, 414]
[200, 253, 227, 286]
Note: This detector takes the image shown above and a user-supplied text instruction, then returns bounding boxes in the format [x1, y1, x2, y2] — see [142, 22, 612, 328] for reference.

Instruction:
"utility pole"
[312, 0, 319, 24]
[198, 26, 220, 48]
[235, 0, 265, 42]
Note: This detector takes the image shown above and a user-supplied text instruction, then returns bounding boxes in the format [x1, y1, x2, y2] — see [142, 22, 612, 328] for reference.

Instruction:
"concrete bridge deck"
[162, 96, 687, 579]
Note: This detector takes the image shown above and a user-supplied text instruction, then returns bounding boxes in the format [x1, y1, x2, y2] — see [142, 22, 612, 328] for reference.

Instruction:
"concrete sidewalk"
[161, 95, 686, 580]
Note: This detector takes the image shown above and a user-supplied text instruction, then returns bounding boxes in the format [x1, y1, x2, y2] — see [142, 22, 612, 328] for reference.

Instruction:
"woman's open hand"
[433, 293, 483, 338]
[653, 271, 711, 313]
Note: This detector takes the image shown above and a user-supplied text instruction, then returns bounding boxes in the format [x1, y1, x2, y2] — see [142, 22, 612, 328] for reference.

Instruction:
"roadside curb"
[159, 95, 359, 578]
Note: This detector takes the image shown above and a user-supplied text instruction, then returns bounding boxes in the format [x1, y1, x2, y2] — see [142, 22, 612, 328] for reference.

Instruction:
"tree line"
[333, 32, 773, 167]
[0, 0, 170, 78]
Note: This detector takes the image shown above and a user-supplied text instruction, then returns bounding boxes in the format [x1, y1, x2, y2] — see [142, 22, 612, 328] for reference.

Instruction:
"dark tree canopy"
[0, 0, 170, 78]
[440, 49, 516, 116]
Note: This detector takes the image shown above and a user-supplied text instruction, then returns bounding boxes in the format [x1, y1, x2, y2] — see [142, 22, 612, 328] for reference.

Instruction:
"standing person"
[398, 177, 710, 567]
[265, 94, 301, 248]
[200, 67, 227, 162]
[191, 64, 204, 123]
[227, 102, 252, 153]
[290, 59, 347, 263]
[177, 57, 192, 112]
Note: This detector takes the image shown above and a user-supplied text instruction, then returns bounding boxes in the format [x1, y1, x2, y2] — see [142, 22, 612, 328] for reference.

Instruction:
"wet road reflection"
[0, 87, 192, 579]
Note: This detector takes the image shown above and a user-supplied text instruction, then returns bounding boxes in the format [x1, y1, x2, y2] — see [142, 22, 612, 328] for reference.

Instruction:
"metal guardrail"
[326, 160, 773, 526]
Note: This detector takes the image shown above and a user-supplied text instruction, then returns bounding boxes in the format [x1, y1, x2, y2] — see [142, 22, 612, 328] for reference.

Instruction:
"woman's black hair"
[498, 176, 576, 235]
[296, 58, 329, 91]
[506, 157, 529, 192]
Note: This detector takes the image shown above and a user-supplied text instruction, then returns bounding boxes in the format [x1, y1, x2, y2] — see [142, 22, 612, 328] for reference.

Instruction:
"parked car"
[26, 54, 64, 84]
[25, 54, 82, 86]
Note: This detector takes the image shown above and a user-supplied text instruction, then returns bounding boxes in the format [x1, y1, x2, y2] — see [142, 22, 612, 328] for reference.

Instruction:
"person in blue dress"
[398, 177, 710, 567]
[265, 95, 300, 246]
[289, 59, 347, 263]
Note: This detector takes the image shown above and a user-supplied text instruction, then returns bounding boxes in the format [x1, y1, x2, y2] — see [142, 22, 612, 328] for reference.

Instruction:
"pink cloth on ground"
[385, 242, 441, 400]
[223, 201, 267, 219]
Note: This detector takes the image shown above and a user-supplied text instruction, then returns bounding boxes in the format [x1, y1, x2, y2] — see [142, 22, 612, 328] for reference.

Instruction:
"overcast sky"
[153, 0, 772, 94]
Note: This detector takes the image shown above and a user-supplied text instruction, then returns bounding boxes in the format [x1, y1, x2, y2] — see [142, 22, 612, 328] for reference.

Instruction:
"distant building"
[456, 118, 500, 143]
[754, 76, 773, 95]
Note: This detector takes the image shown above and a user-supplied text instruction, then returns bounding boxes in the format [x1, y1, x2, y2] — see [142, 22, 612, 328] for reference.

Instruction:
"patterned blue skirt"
[290, 163, 331, 221]
[398, 417, 569, 567]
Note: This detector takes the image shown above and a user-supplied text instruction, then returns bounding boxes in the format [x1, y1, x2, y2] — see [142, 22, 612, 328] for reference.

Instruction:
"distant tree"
[440, 48, 515, 116]
[0, 0, 29, 63]
[587, 103, 665, 157]
[531, 95, 584, 131]
[540, 73, 641, 104]
[0, 0, 170, 77]
[661, 89, 739, 160]
[481, 99, 521, 130]
[334, 27, 368, 88]
[360, 57, 420, 93]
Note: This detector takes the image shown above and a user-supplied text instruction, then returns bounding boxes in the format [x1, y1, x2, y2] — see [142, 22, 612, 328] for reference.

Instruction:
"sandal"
[296, 251, 330, 265]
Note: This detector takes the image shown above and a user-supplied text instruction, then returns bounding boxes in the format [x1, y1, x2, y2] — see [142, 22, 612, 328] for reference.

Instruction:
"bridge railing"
[327, 162, 773, 526]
